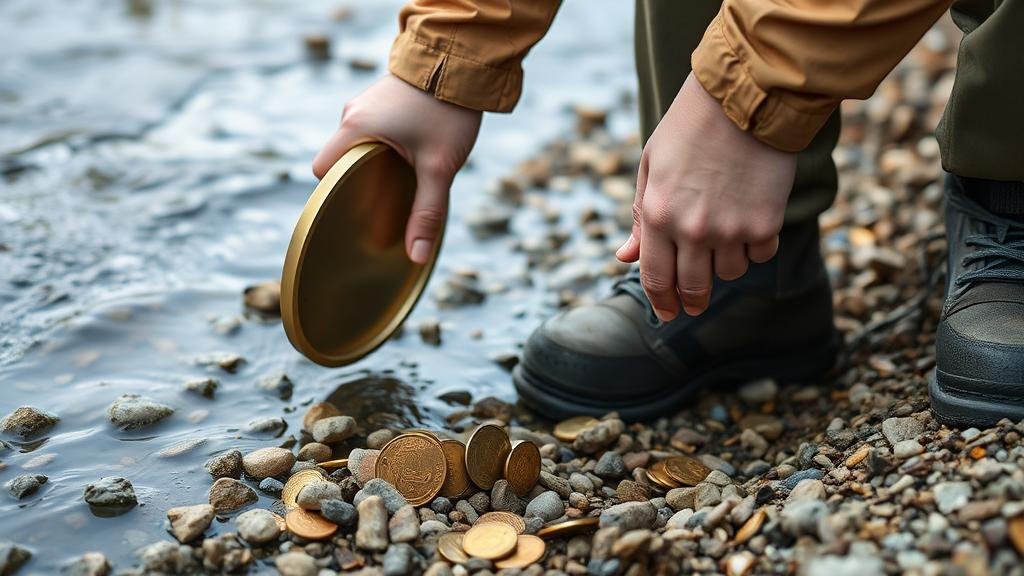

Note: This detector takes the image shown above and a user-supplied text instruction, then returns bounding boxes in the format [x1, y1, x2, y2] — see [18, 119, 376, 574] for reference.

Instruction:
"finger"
[312, 126, 368, 179]
[639, 224, 679, 322]
[747, 236, 780, 264]
[616, 153, 649, 263]
[677, 244, 713, 316]
[713, 245, 749, 281]
[405, 158, 452, 264]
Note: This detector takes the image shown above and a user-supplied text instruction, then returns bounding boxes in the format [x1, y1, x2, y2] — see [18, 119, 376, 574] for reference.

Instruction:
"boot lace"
[948, 189, 1024, 297]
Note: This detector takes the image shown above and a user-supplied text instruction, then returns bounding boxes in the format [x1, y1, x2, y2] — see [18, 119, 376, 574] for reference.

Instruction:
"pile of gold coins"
[438, 512, 599, 568]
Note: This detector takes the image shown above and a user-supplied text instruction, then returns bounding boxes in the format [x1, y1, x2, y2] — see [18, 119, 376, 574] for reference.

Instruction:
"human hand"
[313, 74, 482, 264]
[616, 73, 796, 321]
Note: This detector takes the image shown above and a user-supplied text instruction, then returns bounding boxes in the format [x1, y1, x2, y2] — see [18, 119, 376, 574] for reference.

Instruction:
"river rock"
[348, 448, 379, 486]
[738, 378, 779, 404]
[356, 495, 389, 551]
[208, 478, 257, 513]
[297, 481, 343, 510]
[881, 417, 924, 445]
[8, 474, 46, 499]
[1, 406, 59, 438]
[600, 501, 657, 531]
[243, 281, 280, 316]
[204, 450, 243, 479]
[302, 402, 342, 431]
[138, 541, 190, 574]
[383, 542, 418, 576]
[893, 439, 925, 459]
[256, 373, 293, 400]
[539, 471, 572, 498]
[573, 419, 624, 454]
[258, 477, 284, 497]
[183, 378, 218, 399]
[61, 552, 110, 576]
[389, 505, 420, 543]
[367, 429, 397, 449]
[0, 542, 31, 576]
[243, 417, 286, 436]
[236, 509, 281, 545]
[491, 480, 527, 515]
[781, 499, 828, 537]
[355, 479, 407, 514]
[526, 491, 565, 522]
[788, 479, 827, 501]
[934, 481, 972, 514]
[84, 477, 137, 512]
[241, 447, 295, 480]
[311, 416, 357, 444]
[274, 552, 317, 576]
[321, 499, 358, 527]
[166, 504, 214, 543]
[297, 442, 332, 462]
[594, 452, 627, 479]
[107, 395, 174, 430]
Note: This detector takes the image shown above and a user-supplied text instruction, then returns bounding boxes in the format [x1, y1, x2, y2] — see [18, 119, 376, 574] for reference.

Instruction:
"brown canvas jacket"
[389, 0, 952, 152]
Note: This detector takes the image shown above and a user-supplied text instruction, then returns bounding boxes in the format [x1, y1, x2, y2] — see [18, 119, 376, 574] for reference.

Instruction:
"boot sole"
[513, 333, 840, 422]
[929, 369, 1024, 428]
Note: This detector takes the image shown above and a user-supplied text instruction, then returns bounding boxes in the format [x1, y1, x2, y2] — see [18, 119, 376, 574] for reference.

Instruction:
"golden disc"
[645, 462, 679, 490]
[437, 532, 469, 564]
[477, 511, 527, 535]
[281, 142, 444, 367]
[535, 517, 600, 539]
[504, 440, 541, 497]
[662, 455, 712, 486]
[438, 439, 472, 499]
[282, 469, 327, 510]
[465, 424, 511, 490]
[461, 523, 518, 560]
[318, 458, 348, 470]
[375, 433, 447, 506]
[553, 416, 599, 442]
[285, 508, 338, 540]
[494, 535, 547, 569]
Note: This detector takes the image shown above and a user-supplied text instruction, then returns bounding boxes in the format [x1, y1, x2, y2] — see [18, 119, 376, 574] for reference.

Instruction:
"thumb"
[312, 126, 370, 179]
[616, 152, 648, 263]
[405, 159, 452, 264]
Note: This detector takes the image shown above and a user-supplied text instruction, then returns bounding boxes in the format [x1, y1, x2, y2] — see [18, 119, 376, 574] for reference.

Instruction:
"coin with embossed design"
[553, 416, 599, 442]
[438, 439, 472, 499]
[438, 532, 469, 564]
[375, 433, 447, 506]
[504, 440, 540, 496]
[494, 535, 546, 569]
[465, 424, 511, 490]
[646, 461, 679, 490]
[477, 511, 527, 535]
[461, 522, 517, 560]
[282, 469, 327, 510]
[662, 455, 712, 486]
[285, 508, 338, 540]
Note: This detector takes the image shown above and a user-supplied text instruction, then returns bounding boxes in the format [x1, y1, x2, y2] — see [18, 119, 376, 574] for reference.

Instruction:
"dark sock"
[958, 176, 1024, 219]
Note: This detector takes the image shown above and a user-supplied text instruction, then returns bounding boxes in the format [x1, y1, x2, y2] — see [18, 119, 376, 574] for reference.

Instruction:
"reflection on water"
[0, 0, 635, 571]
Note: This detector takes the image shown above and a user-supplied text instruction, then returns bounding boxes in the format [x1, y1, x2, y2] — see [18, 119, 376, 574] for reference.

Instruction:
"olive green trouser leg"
[938, 0, 1024, 182]
[634, 0, 841, 225]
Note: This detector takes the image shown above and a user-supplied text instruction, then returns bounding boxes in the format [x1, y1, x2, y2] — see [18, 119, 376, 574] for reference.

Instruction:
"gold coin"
[477, 511, 527, 535]
[644, 468, 673, 490]
[465, 424, 511, 490]
[646, 461, 680, 490]
[504, 440, 541, 497]
[282, 469, 327, 510]
[437, 532, 469, 564]
[285, 508, 338, 540]
[733, 507, 766, 544]
[439, 439, 472, 499]
[494, 535, 546, 569]
[553, 416, 599, 442]
[535, 517, 600, 539]
[375, 433, 447, 506]
[461, 522, 518, 560]
[662, 455, 712, 486]
[318, 458, 348, 470]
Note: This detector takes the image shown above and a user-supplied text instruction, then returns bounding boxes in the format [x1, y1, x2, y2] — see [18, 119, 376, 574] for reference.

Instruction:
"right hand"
[313, 74, 482, 264]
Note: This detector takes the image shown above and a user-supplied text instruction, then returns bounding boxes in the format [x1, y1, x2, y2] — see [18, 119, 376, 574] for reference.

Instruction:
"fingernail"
[617, 234, 634, 254]
[410, 239, 431, 264]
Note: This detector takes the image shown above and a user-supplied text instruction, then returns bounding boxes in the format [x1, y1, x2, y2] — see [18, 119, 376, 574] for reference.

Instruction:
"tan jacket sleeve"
[389, 0, 562, 113]
[692, 0, 952, 152]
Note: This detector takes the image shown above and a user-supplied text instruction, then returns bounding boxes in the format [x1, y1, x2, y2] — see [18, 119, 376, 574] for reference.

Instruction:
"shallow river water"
[0, 0, 636, 571]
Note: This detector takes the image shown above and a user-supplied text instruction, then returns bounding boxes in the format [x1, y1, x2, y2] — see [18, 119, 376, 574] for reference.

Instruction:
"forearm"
[693, 0, 953, 151]
[389, 0, 562, 113]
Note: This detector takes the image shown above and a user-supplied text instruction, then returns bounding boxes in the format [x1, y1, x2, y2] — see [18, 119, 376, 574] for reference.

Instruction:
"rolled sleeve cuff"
[389, 30, 523, 113]
[691, 17, 836, 153]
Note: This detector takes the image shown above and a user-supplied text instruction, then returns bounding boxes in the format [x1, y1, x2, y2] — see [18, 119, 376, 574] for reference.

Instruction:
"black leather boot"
[931, 174, 1024, 427]
[513, 219, 839, 421]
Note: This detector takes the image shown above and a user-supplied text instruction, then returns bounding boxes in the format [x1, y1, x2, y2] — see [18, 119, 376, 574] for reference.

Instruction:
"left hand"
[616, 73, 796, 321]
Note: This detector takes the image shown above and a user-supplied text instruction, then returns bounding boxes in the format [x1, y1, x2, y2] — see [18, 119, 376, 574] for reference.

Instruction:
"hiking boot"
[513, 219, 839, 421]
[931, 174, 1024, 427]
